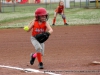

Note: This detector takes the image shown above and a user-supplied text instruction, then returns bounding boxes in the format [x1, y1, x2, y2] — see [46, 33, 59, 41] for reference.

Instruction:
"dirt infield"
[0, 25, 100, 75]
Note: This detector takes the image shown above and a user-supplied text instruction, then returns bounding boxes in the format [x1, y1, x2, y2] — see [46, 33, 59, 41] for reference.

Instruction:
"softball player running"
[24, 7, 53, 69]
[52, 1, 68, 26]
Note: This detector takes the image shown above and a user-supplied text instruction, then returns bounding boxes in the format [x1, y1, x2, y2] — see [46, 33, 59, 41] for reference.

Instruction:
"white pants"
[31, 36, 45, 56]
[54, 12, 66, 19]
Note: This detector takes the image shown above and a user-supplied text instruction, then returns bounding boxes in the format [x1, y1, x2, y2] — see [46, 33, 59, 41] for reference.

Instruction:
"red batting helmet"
[35, 7, 49, 21]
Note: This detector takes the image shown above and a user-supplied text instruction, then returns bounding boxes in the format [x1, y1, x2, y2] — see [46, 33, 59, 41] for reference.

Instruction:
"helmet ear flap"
[35, 14, 49, 21]
[35, 15, 40, 21]
[46, 14, 49, 21]
[35, 16, 38, 21]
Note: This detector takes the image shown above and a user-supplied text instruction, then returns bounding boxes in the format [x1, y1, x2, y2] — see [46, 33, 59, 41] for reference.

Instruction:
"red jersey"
[6, 0, 11, 2]
[32, 21, 47, 36]
[55, 5, 64, 13]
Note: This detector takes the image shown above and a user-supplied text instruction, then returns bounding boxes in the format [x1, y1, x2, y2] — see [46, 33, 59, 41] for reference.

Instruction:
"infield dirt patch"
[0, 25, 100, 75]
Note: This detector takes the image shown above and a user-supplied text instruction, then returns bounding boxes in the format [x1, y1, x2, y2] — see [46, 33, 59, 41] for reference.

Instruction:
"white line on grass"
[0, 65, 61, 75]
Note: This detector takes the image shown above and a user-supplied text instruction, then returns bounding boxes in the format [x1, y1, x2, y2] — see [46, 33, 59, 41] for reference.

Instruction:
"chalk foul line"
[0, 65, 61, 75]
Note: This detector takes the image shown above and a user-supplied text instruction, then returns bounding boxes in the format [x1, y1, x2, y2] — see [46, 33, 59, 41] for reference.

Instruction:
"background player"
[24, 7, 53, 69]
[52, 1, 68, 26]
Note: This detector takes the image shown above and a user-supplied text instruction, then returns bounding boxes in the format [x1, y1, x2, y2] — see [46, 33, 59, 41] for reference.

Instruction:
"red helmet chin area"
[35, 7, 49, 21]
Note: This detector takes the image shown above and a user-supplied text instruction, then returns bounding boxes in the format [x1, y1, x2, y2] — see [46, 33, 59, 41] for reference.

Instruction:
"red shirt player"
[24, 7, 53, 69]
[52, 1, 68, 26]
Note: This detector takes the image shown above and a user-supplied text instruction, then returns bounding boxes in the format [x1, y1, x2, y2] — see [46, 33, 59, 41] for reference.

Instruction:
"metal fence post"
[2, 0, 4, 12]
[64, 0, 70, 8]
[80, 0, 81, 8]
[74, 0, 75, 7]
[45, 0, 47, 8]
[0, 0, 1, 12]
[50, 0, 51, 9]
[12, 0, 15, 12]
[86, 0, 89, 8]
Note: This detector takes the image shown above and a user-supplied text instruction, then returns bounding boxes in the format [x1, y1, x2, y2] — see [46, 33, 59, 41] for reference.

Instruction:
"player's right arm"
[27, 19, 35, 32]
[55, 6, 59, 13]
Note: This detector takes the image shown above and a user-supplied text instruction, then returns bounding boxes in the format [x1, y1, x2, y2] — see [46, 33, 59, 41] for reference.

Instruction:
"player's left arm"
[46, 22, 53, 34]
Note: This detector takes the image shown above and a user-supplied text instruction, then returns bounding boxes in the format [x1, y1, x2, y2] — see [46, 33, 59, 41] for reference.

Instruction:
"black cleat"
[52, 24, 55, 26]
[64, 23, 69, 25]
[38, 62, 44, 69]
[30, 54, 35, 65]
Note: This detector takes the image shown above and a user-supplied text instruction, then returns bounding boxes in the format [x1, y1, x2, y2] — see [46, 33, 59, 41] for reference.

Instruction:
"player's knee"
[62, 15, 66, 19]
[35, 45, 42, 51]
[36, 49, 42, 53]
[36, 49, 44, 56]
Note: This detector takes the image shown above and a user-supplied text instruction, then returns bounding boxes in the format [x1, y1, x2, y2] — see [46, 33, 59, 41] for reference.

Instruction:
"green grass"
[0, 3, 100, 29]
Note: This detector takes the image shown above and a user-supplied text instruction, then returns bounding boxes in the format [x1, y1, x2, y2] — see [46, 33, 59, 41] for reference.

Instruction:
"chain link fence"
[0, 0, 100, 26]
[0, 0, 100, 12]
[70, 0, 100, 8]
